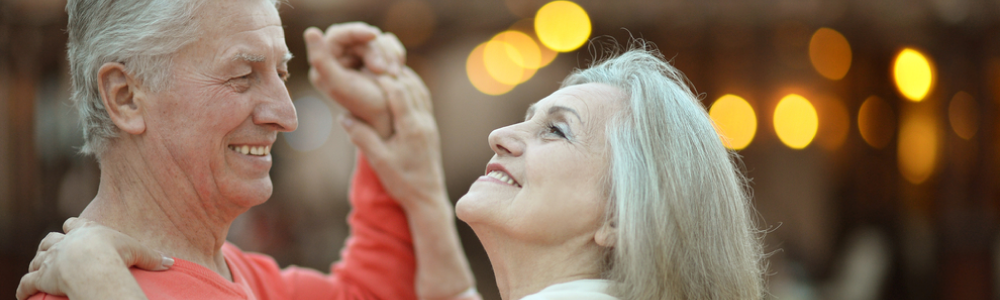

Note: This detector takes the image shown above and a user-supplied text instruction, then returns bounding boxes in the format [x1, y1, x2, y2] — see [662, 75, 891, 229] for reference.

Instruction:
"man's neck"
[475, 227, 604, 300]
[80, 144, 244, 281]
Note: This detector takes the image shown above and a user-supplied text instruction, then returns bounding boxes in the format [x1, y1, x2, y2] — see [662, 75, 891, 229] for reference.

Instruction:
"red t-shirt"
[30, 154, 416, 300]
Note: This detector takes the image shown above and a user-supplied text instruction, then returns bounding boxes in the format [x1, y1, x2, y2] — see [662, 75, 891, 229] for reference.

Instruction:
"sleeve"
[281, 152, 417, 300]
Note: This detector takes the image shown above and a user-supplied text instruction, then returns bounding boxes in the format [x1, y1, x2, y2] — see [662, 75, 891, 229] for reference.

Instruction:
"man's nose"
[253, 76, 298, 132]
[488, 124, 525, 157]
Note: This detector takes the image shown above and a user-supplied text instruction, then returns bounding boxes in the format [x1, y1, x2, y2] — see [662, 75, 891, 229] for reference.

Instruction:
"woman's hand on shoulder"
[15, 218, 171, 300]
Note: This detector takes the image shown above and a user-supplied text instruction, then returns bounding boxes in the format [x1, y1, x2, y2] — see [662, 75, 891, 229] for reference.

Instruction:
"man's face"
[140, 0, 295, 208]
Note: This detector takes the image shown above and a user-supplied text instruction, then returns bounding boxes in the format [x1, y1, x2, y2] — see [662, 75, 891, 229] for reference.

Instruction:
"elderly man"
[16, 0, 475, 299]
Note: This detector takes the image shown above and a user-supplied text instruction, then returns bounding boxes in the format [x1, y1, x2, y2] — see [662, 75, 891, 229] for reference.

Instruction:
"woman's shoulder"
[520, 279, 619, 300]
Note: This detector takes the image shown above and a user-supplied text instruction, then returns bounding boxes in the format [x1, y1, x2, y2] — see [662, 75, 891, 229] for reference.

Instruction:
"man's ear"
[595, 218, 617, 248]
[98, 62, 145, 135]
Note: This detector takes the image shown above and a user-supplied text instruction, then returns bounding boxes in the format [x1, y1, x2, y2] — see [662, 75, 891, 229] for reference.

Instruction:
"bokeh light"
[948, 91, 978, 140]
[893, 48, 935, 102]
[382, 0, 436, 48]
[493, 30, 542, 83]
[814, 96, 850, 151]
[509, 18, 558, 68]
[773, 94, 819, 149]
[898, 110, 938, 184]
[709, 94, 757, 150]
[467, 42, 516, 95]
[534, 1, 591, 52]
[809, 27, 852, 80]
[483, 39, 524, 85]
[283, 96, 333, 152]
[857, 96, 896, 149]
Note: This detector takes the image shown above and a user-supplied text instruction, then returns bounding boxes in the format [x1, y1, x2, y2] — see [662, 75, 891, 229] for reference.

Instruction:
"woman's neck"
[475, 227, 605, 300]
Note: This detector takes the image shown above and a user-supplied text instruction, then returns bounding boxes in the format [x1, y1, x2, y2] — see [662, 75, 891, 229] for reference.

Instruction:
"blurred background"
[1, 0, 999, 299]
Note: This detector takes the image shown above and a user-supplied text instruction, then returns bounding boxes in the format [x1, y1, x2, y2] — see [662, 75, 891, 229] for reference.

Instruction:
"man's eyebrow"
[548, 105, 582, 123]
[233, 52, 266, 62]
[282, 52, 293, 64]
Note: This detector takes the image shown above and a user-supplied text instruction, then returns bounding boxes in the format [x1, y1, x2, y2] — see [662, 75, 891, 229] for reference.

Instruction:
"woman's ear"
[98, 62, 145, 135]
[595, 218, 617, 248]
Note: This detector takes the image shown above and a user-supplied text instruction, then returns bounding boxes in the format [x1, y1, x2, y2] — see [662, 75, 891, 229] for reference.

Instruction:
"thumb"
[340, 114, 389, 162]
[62, 217, 86, 233]
[120, 243, 174, 272]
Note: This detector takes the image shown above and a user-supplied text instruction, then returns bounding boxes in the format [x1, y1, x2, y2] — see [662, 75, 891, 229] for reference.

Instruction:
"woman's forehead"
[528, 83, 624, 119]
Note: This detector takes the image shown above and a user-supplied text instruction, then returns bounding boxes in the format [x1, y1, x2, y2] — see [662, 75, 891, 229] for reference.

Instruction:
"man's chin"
[219, 177, 274, 208]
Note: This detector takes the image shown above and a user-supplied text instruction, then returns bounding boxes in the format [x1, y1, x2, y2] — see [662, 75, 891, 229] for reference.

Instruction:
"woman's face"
[456, 83, 624, 245]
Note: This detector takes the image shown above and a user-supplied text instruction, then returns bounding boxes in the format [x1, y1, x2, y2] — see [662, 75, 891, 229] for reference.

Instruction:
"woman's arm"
[15, 218, 172, 300]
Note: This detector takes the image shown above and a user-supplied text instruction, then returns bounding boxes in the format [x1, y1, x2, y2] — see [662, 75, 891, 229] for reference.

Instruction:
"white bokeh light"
[283, 96, 334, 152]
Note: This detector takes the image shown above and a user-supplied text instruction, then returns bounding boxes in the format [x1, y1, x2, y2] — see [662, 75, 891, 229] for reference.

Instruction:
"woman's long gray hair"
[561, 40, 765, 300]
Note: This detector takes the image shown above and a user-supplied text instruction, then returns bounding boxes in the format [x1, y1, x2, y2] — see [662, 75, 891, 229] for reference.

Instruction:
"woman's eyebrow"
[548, 105, 582, 123]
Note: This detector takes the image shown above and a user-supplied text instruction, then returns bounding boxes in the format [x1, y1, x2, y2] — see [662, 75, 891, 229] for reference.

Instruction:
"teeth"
[229, 145, 271, 156]
[487, 171, 521, 187]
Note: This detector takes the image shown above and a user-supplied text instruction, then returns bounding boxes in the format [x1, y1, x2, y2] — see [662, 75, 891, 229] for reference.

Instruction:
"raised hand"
[304, 22, 406, 138]
[341, 68, 478, 300]
[16, 218, 169, 300]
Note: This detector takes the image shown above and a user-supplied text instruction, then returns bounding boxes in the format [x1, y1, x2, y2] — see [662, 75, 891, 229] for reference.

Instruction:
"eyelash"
[547, 123, 567, 139]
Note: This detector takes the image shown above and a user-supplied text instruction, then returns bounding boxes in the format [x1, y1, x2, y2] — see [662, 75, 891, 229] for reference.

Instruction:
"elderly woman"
[19, 42, 764, 299]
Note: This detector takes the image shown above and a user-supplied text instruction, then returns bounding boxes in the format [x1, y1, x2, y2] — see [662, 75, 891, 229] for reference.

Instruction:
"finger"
[15, 272, 40, 300]
[63, 217, 86, 233]
[378, 76, 411, 124]
[305, 27, 342, 82]
[369, 33, 405, 76]
[115, 236, 174, 271]
[38, 232, 64, 252]
[400, 67, 432, 112]
[340, 114, 390, 161]
[324, 22, 380, 49]
[325, 23, 383, 71]
[382, 33, 407, 75]
[28, 250, 44, 272]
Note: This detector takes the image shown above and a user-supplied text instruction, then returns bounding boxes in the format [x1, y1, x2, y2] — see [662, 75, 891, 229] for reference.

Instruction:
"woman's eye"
[548, 125, 567, 138]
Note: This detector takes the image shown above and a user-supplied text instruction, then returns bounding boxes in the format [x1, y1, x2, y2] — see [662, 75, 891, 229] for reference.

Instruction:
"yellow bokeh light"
[508, 19, 559, 68]
[483, 39, 524, 85]
[809, 27, 852, 80]
[534, 1, 591, 52]
[773, 94, 819, 149]
[893, 48, 935, 102]
[857, 96, 896, 149]
[493, 31, 542, 84]
[709, 94, 757, 150]
[898, 110, 938, 184]
[948, 91, 978, 140]
[467, 43, 515, 95]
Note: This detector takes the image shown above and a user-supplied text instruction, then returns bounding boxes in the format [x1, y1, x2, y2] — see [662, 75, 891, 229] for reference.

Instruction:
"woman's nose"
[488, 124, 524, 157]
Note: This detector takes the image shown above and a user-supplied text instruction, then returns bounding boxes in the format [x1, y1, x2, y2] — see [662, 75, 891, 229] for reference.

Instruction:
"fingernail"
[157, 256, 174, 271]
[340, 116, 354, 127]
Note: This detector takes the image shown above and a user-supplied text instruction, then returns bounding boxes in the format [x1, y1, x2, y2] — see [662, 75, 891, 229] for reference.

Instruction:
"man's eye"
[278, 71, 290, 82]
[229, 74, 252, 92]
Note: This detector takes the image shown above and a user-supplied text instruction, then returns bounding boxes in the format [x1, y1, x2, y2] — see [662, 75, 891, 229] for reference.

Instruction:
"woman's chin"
[455, 188, 498, 224]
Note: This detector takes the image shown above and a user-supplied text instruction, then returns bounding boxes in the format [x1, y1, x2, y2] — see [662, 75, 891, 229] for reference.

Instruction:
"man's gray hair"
[66, 0, 279, 157]
[561, 41, 765, 299]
